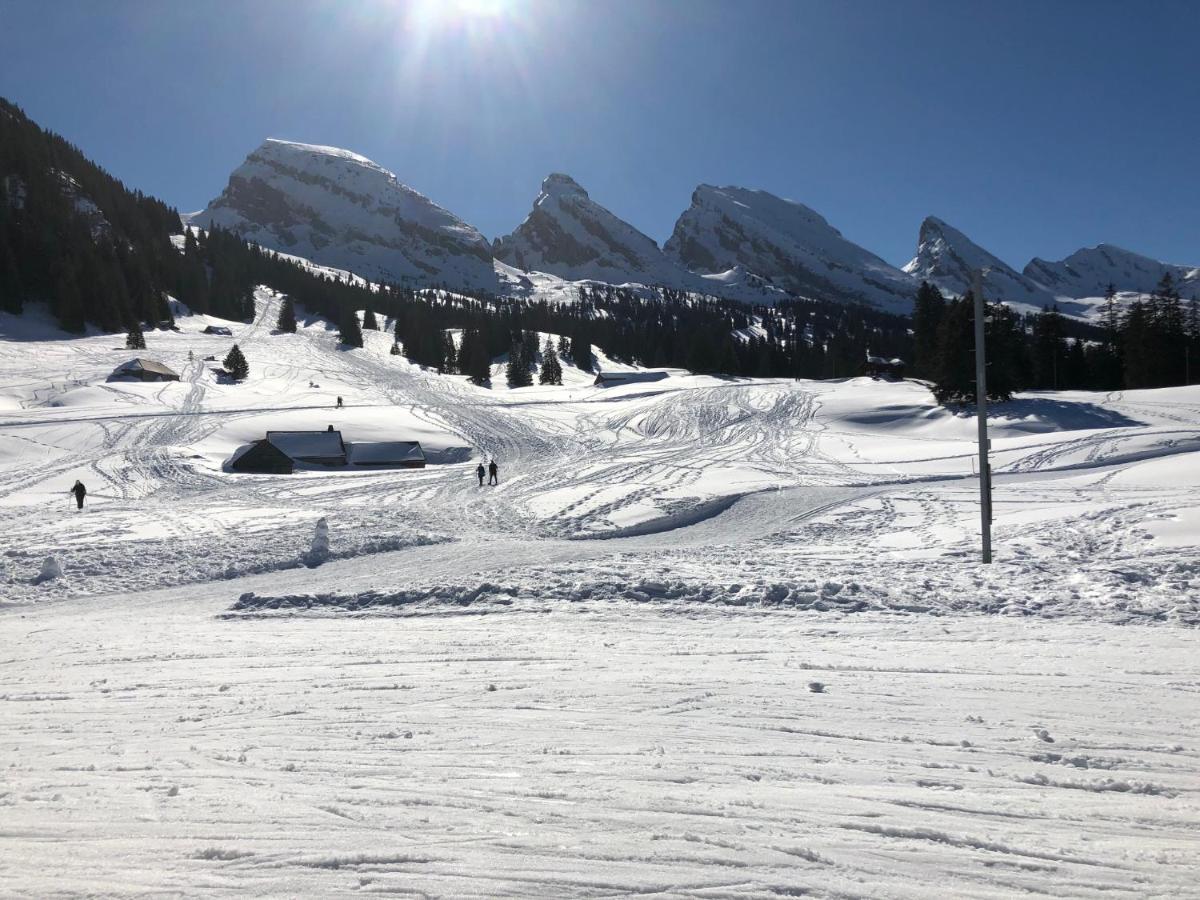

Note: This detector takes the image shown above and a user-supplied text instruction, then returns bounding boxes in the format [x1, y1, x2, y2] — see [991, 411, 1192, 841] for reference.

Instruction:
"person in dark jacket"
[476, 463, 485, 486]
[488, 460, 499, 485]
[70, 480, 86, 510]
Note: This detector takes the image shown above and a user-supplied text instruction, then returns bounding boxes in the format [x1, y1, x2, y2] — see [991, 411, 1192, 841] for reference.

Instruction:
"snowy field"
[2, 291, 1198, 897]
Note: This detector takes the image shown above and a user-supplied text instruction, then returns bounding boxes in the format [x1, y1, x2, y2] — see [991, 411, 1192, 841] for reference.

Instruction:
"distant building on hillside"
[347, 441, 426, 469]
[229, 431, 427, 473]
[110, 358, 180, 382]
[203, 325, 234, 336]
[593, 370, 670, 387]
[229, 439, 295, 474]
[264, 431, 348, 466]
[862, 356, 906, 380]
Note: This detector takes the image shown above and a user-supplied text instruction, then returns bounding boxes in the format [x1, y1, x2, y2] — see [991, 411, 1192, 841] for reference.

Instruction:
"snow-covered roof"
[266, 430, 346, 460]
[594, 370, 670, 384]
[115, 358, 179, 377]
[347, 441, 424, 465]
[866, 356, 905, 366]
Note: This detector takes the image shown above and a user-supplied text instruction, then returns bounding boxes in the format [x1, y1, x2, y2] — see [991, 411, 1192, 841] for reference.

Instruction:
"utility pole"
[972, 270, 993, 564]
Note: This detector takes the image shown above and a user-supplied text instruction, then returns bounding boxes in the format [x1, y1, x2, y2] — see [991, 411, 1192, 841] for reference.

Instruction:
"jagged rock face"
[194, 139, 497, 292]
[904, 216, 1052, 304]
[493, 174, 686, 287]
[1024, 244, 1200, 299]
[665, 185, 917, 313]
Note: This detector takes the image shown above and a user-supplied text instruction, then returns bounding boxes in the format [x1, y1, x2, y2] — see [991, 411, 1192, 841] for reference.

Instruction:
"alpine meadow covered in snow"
[3, 1, 1200, 897]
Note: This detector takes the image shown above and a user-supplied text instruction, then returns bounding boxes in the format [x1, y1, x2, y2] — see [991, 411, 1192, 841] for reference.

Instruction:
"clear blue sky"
[2, 0, 1197, 269]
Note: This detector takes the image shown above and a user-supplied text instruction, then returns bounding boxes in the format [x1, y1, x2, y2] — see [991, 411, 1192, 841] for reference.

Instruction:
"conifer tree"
[125, 321, 146, 350]
[460, 329, 491, 384]
[1031, 305, 1067, 389]
[539, 338, 563, 385]
[1120, 299, 1152, 388]
[441, 331, 458, 373]
[911, 281, 946, 378]
[362, 306, 378, 330]
[506, 341, 533, 386]
[339, 304, 363, 348]
[223, 344, 249, 382]
[276, 294, 297, 333]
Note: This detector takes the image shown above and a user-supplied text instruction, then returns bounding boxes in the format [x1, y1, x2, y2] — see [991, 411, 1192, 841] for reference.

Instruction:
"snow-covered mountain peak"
[538, 172, 588, 200]
[666, 185, 916, 312]
[903, 215, 1052, 306]
[193, 139, 497, 292]
[255, 138, 390, 176]
[493, 173, 678, 287]
[1023, 243, 1200, 299]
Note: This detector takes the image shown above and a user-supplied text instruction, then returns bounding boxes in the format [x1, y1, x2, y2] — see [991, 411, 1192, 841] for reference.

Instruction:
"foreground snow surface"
[2, 292, 1198, 896]
[4, 602, 1198, 897]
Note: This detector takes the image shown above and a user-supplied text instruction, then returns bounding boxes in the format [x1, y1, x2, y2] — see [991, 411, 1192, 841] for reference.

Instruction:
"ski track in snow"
[1, 290, 1199, 897]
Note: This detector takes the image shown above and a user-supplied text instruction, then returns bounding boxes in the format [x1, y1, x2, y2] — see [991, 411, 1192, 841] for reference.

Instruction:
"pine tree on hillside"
[911, 281, 946, 378]
[440, 331, 458, 374]
[276, 294, 297, 333]
[507, 341, 533, 386]
[339, 304, 363, 348]
[223, 344, 249, 382]
[572, 334, 594, 372]
[125, 321, 146, 350]
[1101, 283, 1120, 338]
[932, 293, 1022, 404]
[362, 306, 378, 330]
[539, 338, 563, 385]
[1031, 305, 1067, 389]
[460, 328, 491, 384]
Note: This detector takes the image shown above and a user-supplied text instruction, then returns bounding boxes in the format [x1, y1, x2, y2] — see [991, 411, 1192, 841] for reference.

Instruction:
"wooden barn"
[347, 441, 426, 469]
[229, 439, 295, 474]
[111, 358, 180, 382]
[593, 370, 670, 387]
[203, 325, 233, 336]
[862, 356, 906, 380]
[265, 430, 348, 466]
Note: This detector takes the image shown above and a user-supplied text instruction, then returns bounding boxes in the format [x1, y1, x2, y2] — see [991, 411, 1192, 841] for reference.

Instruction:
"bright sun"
[411, 0, 511, 28]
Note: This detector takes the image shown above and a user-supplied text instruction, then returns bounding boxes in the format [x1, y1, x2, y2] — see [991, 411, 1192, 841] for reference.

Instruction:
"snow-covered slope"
[665, 185, 918, 313]
[904, 216, 1055, 306]
[192, 139, 498, 292]
[1024, 244, 1200, 299]
[3, 293, 1200, 897]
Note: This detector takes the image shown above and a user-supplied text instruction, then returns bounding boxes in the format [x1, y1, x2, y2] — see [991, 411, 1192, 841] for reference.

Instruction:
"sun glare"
[411, 0, 511, 29]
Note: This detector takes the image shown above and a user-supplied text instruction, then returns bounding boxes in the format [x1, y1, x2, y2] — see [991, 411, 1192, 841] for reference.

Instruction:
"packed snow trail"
[2, 595, 1197, 898]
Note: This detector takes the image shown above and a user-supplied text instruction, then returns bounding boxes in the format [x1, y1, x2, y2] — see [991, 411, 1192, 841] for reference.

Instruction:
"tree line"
[912, 277, 1199, 402]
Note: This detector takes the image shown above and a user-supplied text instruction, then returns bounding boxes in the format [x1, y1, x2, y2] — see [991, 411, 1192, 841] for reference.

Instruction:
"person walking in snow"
[70, 480, 87, 511]
[336, 396, 344, 409]
[476, 463, 486, 487]
[488, 460, 499, 486]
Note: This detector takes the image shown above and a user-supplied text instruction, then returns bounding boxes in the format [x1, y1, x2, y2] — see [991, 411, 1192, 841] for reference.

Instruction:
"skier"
[476, 463, 485, 487]
[336, 396, 344, 409]
[488, 460, 499, 485]
[69, 480, 87, 511]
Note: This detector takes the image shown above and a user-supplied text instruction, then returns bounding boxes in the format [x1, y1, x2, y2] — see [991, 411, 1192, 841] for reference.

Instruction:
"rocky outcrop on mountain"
[903, 216, 1053, 306]
[193, 139, 498, 292]
[665, 185, 917, 313]
[1024, 244, 1200, 299]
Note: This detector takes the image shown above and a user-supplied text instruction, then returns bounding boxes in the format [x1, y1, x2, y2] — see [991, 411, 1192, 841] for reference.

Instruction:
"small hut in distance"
[593, 370, 669, 387]
[862, 356, 906, 380]
[110, 358, 180, 382]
